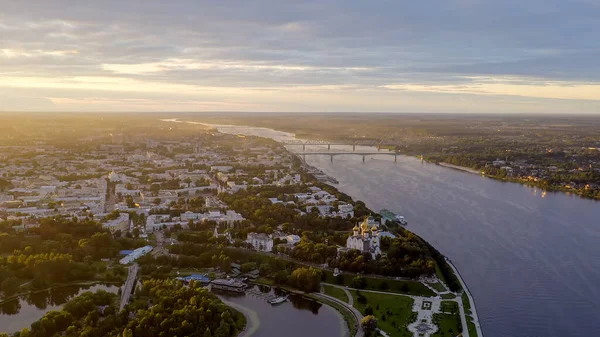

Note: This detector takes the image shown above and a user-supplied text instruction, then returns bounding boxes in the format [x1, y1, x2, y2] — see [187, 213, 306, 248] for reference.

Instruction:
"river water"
[218, 285, 347, 337]
[0, 283, 121, 333]
[206, 123, 600, 337]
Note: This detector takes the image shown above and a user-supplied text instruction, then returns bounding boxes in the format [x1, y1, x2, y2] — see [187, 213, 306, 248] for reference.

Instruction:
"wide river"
[205, 123, 600, 337]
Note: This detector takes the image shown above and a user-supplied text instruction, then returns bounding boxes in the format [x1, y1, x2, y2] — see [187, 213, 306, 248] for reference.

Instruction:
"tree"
[1, 276, 21, 296]
[351, 276, 367, 289]
[361, 315, 378, 333]
[288, 267, 321, 292]
[365, 304, 373, 315]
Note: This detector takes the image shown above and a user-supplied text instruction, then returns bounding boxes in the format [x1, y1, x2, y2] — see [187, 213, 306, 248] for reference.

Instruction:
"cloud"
[0, 0, 599, 113]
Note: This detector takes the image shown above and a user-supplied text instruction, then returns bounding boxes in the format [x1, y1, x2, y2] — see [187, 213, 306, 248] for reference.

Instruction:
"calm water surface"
[0, 283, 120, 333]
[218, 285, 347, 337]
[210, 123, 600, 337]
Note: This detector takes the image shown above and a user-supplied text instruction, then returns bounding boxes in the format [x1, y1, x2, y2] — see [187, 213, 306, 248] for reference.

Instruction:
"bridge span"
[296, 151, 401, 162]
[119, 263, 139, 311]
[281, 139, 398, 151]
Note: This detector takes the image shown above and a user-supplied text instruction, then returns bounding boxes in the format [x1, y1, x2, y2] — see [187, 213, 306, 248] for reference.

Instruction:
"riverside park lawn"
[323, 284, 349, 303]
[350, 290, 415, 337]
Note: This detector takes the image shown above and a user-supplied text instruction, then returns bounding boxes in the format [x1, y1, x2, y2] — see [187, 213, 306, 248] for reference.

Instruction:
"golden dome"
[353, 225, 360, 231]
[360, 218, 369, 231]
[371, 226, 377, 231]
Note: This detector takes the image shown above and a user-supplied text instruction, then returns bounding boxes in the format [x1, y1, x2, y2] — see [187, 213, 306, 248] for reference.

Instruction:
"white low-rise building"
[103, 213, 130, 233]
[119, 245, 153, 264]
[246, 233, 273, 252]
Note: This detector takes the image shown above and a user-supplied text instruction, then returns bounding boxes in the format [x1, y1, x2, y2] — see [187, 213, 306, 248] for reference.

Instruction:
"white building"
[346, 217, 381, 258]
[246, 233, 273, 252]
[103, 213, 130, 233]
[336, 203, 355, 218]
[180, 210, 244, 226]
[119, 245, 153, 264]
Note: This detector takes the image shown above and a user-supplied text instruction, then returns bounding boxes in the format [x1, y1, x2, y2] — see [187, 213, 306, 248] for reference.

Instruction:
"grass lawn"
[426, 282, 447, 293]
[431, 313, 462, 337]
[440, 293, 456, 299]
[350, 290, 416, 337]
[323, 271, 435, 297]
[440, 301, 458, 314]
[250, 277, 275, 286]
[323, 284, 349, 303]
[462, 292, 472, 315]
[466, 315, 477, 337]
[434, 261, 449, 286]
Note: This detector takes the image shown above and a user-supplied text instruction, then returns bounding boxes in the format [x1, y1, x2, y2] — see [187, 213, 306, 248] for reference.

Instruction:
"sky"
[2, 0, 600, 114]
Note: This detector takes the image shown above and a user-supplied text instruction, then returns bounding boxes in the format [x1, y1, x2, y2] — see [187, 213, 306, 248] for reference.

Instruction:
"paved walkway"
[342, 287, 353, 306]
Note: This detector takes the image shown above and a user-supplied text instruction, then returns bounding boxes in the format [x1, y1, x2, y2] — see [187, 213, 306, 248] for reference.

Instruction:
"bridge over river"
[119, 263, 139, 311]
[297, 151, 403, 162]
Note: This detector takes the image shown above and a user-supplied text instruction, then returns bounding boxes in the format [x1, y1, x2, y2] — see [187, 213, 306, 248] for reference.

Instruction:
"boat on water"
[268, 295, 288, 305]
[379, 209, 408, 226]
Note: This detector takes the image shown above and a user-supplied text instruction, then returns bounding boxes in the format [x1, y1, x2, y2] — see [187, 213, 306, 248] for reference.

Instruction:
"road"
[119, 263, 139, 311]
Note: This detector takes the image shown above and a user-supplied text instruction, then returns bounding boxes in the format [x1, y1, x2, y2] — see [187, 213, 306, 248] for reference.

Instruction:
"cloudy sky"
[2, 0, 600, 113]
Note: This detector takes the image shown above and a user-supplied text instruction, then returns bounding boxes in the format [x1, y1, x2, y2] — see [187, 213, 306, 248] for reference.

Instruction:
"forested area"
[0, 216, 145, 298]
[2, 279, 244, 337]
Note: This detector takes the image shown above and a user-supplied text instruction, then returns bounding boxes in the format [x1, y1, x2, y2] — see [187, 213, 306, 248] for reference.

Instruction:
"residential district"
[0, 123, 482, 337]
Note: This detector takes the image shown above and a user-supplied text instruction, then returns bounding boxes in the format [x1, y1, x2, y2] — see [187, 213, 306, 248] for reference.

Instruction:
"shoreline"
[219, 297, 260, 337]
[0, 280, 123, 306]
[446, 259, 484, 337]
[437, 162, 483, 175]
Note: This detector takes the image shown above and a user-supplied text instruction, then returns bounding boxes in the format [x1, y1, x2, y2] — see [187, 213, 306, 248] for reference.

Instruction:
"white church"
[346, 216, 381, 258]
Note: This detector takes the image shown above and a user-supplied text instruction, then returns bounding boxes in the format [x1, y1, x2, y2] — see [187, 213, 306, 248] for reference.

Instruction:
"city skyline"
[2, 0, 600, 113]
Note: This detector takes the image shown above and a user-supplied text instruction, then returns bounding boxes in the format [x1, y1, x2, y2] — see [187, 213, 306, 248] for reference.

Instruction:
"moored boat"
[268, 295, 288, 305]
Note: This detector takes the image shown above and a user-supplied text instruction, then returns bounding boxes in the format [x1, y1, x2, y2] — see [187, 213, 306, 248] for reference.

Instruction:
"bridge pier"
[394, 155, 397, 162]
[352, 145, 356, 151]
[302, 144, 306, 151]
[362, 155, 365, 162]
[328, 144, 331, 150]
[330, 155, 333, 162]
[302, 154, 306, 162]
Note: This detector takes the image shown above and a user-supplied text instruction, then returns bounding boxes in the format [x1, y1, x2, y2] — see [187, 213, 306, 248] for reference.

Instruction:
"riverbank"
[0, 280, 123, 306]
[219, 298, 259, 337]
[437, 162, 482, 175]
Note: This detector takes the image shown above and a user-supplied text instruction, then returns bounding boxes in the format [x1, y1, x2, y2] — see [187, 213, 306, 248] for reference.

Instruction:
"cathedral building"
[345, 217, 381, 258]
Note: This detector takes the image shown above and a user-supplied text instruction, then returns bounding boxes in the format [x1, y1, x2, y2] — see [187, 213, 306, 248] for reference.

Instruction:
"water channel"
[218, 285, 347, 337]
[206, 122, 600, 337]
[0, 283, 121, 333]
